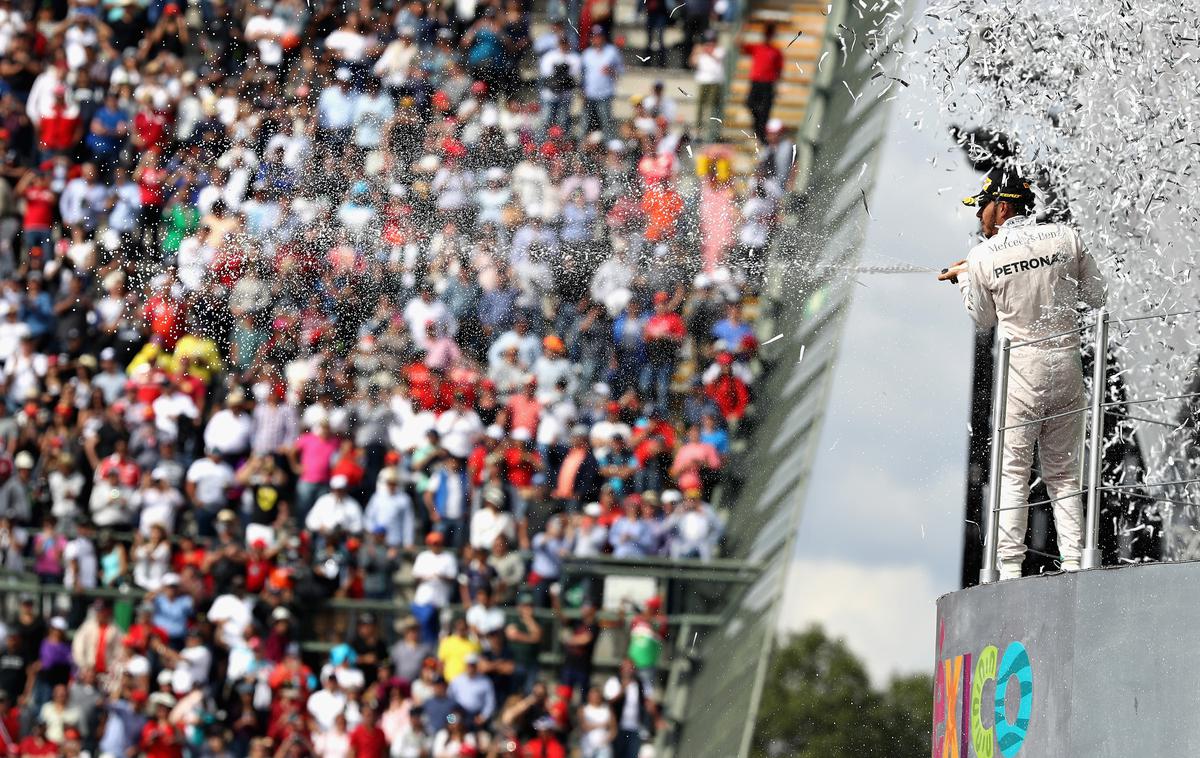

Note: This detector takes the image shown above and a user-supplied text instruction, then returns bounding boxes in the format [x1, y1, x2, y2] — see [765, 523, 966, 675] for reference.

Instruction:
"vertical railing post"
[1082, 308, 1109, 569]
[980, 334, 1011, 585]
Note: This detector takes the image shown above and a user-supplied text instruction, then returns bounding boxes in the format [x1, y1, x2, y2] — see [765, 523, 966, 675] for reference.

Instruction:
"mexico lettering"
[933, 641, 1032, 758]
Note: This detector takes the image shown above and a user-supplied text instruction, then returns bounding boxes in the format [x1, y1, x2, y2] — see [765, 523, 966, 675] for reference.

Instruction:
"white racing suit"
[957, 215, 1107, 579]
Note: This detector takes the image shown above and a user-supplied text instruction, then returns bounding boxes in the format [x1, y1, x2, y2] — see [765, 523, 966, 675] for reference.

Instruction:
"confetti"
[762, 334, 784, 346]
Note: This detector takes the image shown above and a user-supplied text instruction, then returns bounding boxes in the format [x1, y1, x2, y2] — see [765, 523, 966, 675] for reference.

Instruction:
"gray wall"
[935, 562, 1200, 757]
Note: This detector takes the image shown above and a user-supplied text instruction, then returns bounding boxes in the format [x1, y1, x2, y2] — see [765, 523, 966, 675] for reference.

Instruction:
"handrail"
[1004, 308, 1200, 352]
[994, 489, 1085, 512]
[1006, 323, 1094, 351]
[1104, 391, 1200, 409]
[980, 305, 1200, 581]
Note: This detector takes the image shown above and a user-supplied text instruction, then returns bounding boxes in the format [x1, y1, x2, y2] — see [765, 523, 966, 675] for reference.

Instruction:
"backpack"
[548, 61, 576, 94]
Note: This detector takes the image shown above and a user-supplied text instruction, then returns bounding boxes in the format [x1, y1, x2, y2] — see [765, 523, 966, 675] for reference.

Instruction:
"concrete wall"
[934, 562, 1200, 757]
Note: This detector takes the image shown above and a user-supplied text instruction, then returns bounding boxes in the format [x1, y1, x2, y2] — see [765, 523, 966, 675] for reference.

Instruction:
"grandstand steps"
[721, 2, 831, 174]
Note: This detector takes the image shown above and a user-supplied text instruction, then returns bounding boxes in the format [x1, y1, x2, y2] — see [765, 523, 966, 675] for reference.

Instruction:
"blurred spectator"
[0, 0, 794, 751]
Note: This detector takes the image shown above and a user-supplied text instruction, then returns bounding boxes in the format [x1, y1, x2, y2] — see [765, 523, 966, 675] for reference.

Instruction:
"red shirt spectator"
[16, 733, 57, 757]
[506, 388, 541, 438]
[707, 368, 750, 421]
[134, 108, 170, 153]
[742, 40, 783, 83]
[139, 717, 184, 758]
[0, 702, 21, 754]
[523, 734, 567, 758]
[137, 163, 169, 207]
[504, 439, 541, 488]
[145, 294, 183, 350]
[95, 452, 142, 487]
[38, 100, 80, 152]
[642, 182, 683, 242]
[21, 181, 56, 231]
[348, 719, 388, 758]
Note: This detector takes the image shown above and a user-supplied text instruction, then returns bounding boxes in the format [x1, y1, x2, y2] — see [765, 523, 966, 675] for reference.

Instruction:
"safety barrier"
[979, 308, 1200, 583]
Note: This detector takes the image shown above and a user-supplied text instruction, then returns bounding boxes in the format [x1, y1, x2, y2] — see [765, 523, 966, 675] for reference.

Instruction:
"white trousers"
[997, 347, 1086, 572]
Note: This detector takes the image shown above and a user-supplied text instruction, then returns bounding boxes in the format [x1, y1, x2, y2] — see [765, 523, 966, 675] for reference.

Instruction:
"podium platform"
[934, 562, 1200, 757]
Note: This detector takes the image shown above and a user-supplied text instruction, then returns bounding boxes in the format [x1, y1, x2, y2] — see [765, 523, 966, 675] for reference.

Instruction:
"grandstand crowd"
[0, 0, 792, 753]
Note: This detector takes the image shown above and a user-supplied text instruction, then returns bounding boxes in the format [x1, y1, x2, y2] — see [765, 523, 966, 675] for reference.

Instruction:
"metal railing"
[979, 307, 1200, 584]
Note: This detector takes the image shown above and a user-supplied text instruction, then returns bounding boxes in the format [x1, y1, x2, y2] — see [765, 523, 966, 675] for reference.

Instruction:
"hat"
[653, 291, 669, 305]
[765, 118, 784, 133]
[486, 425, 505, 440]
[149, 692, 176, 710]
[607, 139, 625, 154]
[425, 532, 445, 546]
[483, 488, 505, 506]
[13, 451, 33, 469]
[543, 335, 564, 352]
[272, 607, 292, 622]
[126, 656, 151, 677]
[645, 596, 663, 611]
[380, 468, 399, 483]
[584, 502, 603, 517]
[465, 653, 481, 665]
[661, 489, 682, 504]
[485, 166, 506, 182]
[335, 67, 351, 82]
[161, 572, 181, 587]
[217, 509, 237, 522]
[330, 475, 349, 489]
[571, 423, 589, 438]
[150, 466, 170, 480]
[100, 347, 116, 361]
[50, 616, 69, 631]
[962, 167, 1034, 209]
[512, 428, 532, 442]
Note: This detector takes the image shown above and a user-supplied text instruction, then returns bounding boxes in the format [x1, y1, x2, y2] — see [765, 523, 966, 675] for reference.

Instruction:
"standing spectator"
[604, 659, 658, 758]
[579, 27, 623, 139]
[742, 22, 784, 142]
[691, 30, 725, 140]
[411, 532, 457, 643]
[681, 0, 713, 68]
[538, 34, 580, 133]
[185, 447, 235, 538]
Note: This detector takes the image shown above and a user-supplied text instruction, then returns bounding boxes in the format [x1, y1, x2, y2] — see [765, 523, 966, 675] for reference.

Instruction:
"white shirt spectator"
[208, 592, 254, 649]
[132, 539, 171, 590]
[435, 408, 483, 459]
[580, 43, 623, 100]
[186, 456, 235, 510]
[466, 603, 505, 636]
[307, 684, 347, 733]
[63, 536, 97, 590]
[153, 390, 200, 442]
[469, 506, 515, 552]
[244, 12, 285, 66]
[135, 484, 184, 535]
[411, 548, 457, 607]
[204, 408, 253, 457]
[306, 492, 364, 534]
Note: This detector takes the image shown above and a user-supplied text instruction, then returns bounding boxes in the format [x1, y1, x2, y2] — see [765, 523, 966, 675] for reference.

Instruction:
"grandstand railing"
[979, 308, 1200, 583]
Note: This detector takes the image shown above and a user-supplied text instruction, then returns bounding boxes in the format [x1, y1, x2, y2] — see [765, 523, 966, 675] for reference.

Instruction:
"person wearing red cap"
[706, 352, 750, 424]
[411, 531, 457, 643]
[641, 291, 686, 408]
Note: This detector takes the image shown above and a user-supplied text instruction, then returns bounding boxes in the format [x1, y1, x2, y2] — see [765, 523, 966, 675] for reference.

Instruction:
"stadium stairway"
[722, 0, 830, 172]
